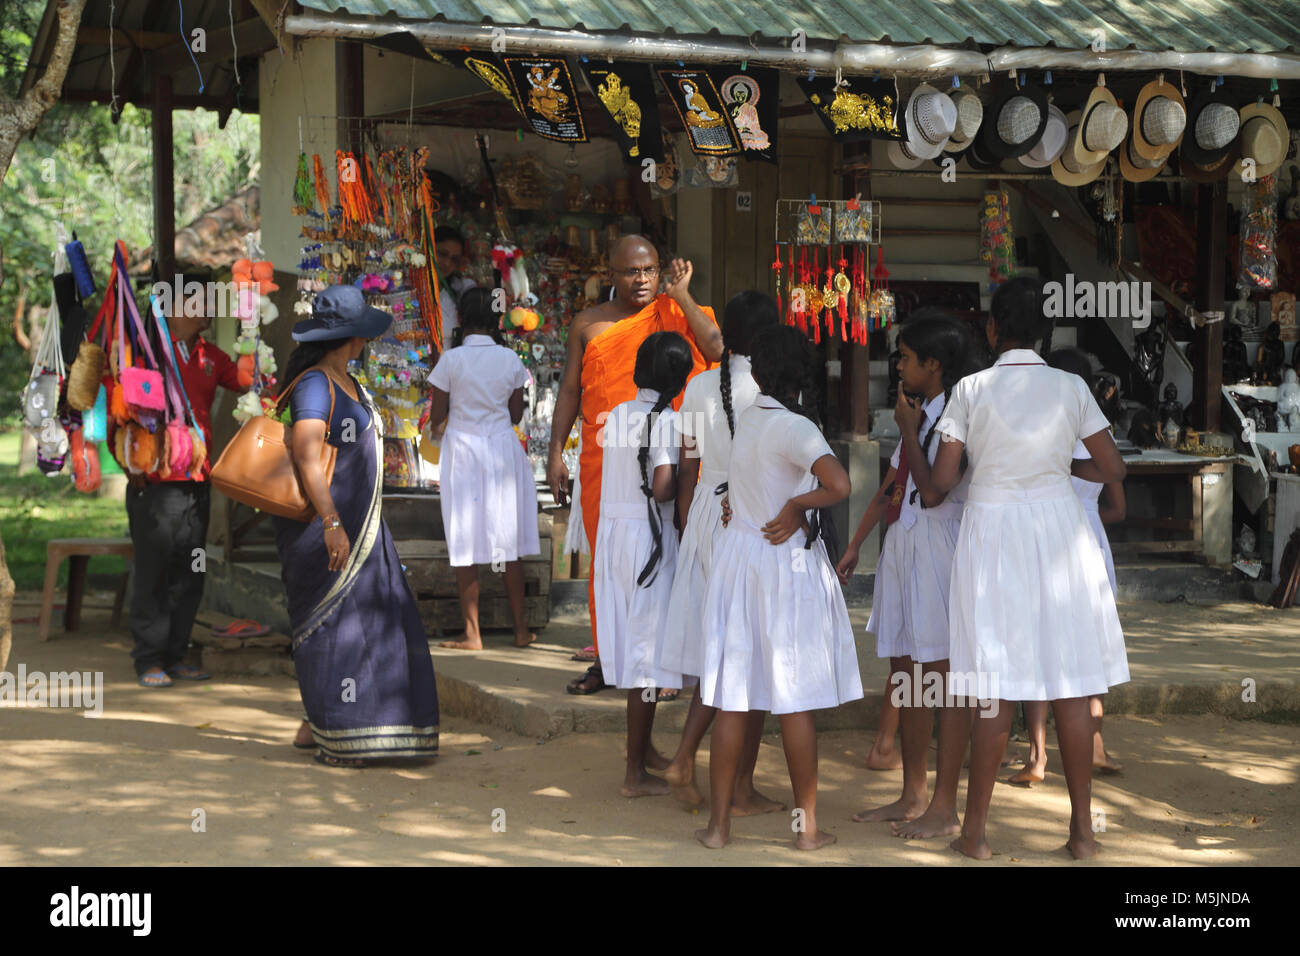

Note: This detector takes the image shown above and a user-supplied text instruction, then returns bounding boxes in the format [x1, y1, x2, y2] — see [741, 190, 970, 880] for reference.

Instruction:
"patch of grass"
[0, 429, 129, 590]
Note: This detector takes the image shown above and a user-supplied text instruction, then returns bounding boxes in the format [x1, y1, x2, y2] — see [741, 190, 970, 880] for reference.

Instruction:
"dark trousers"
[126, 481, 210, 675]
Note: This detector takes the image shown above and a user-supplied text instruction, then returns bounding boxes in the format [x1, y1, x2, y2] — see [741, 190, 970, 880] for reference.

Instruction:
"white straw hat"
[1020, 104, 1069, 168]
[887, 138, 926, 169]
[902, 83, 958, 159]
[1075, 86, 1128, 165]
[1233, 100, 1289, 179]
[1052, 110, 1108, 186]
[1132, 78, 1187, 160]
[944, 85, 984, 152]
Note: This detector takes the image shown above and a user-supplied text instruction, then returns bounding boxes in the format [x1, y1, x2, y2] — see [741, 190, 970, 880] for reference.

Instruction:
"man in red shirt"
[130, 278, 249, 687]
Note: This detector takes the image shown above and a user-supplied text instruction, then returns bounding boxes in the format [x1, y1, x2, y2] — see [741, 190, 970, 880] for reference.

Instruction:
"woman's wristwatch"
[322, 513, 342, 532]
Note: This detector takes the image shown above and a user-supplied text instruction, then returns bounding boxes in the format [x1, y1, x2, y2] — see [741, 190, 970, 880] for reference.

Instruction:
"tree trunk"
[0, 532, 13, 673]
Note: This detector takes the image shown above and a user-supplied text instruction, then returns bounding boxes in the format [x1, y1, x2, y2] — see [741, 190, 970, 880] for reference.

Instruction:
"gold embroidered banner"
[656, 67, 742, 156]
[579, 61, 663, 163]
[797, 74, 904, 142]
[710, 66, 780, 163]
[502, 56, 589, 142]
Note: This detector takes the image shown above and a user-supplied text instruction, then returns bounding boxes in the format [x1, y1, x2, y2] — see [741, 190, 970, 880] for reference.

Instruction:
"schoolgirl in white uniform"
[658, 291, 782, 813]
[591, 331, 693, 798]
[427, 288, 540, 650]
[843, 312, 977, 839]
[696, 325, 861, 851]
[931, 278, 1129, 861]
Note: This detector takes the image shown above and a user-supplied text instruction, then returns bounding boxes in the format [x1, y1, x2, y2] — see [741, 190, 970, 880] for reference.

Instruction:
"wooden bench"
[38, 537, 133, 642]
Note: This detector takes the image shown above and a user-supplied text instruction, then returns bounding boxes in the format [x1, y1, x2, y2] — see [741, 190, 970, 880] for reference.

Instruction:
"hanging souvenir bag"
[83, 385, 108, 443]
[22, 291, 64, 429]
[154, 308, 203, 479]
[116, 261, 166, 427]
[69, 428, 102, 493]
[67, 252, 115, 411]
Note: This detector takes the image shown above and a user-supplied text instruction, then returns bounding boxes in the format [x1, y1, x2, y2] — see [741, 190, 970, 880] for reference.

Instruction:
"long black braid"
[719, 290, 779, 441]
[632, 331, 694, 587]
[719, 345, 735, 438]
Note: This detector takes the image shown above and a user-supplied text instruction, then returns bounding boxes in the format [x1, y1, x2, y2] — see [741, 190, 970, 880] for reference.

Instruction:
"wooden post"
[151, 73, 175, 280]
[337, 40, 364, 150]
[1193, 180, 1226, 432]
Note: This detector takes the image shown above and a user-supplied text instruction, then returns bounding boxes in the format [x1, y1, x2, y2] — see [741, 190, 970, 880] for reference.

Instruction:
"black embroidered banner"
[427, 48, 521, 114]
[502, 56, 589, 142]
[796, 74, 904, 142]
[656, 67, 742, 156]
[579, 61, 664, 163]
[710, 67, 780, 163]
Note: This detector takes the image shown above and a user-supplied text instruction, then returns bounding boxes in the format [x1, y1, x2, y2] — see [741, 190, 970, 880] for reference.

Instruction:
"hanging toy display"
[980, 188, 1016, 284]
[1240, 173, 1279, 291]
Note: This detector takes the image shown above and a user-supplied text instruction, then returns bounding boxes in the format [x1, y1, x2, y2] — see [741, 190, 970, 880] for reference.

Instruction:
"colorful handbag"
[154, 309, 204, 479]
[67, 262, 116, 411]
[83, 385, 108, 443]
[117, 276, 165, 420]
[70, 428, 101, 493]
[125, 421, 162, 475]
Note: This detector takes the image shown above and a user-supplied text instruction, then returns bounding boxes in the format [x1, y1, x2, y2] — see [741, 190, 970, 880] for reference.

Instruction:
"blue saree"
[273, 373, 439, 760]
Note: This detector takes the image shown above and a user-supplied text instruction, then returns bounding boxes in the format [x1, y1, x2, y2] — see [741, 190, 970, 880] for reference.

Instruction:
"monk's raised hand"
[664, 258, 693, 301]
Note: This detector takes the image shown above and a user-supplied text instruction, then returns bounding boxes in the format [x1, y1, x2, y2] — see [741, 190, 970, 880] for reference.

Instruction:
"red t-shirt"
[162, 336, 242, 482]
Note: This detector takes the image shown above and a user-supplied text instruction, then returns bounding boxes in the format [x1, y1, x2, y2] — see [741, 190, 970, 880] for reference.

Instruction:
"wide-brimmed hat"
[887, 139, 926, 169]
[1020, 104, 1069, 168]
[1119, 136, 1168, 182]
[1074, 85, 1129, 166]
[1052, 110, 1108, 186]
[1132, 78, 1187, 160]
[900, 83, 958, 159]
[963, 134, 1004, 171]
[980, 82, 1049, 158]
[1180, 139, 1242, 183]
[944, 84, 984, 153]
[291, 284, 392, 342]
[1181, 88, 1241, 165]
[1233, 100, 1289, 180]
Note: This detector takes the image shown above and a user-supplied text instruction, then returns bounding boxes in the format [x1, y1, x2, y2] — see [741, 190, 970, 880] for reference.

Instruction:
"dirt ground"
[1, 604, 1297, 866]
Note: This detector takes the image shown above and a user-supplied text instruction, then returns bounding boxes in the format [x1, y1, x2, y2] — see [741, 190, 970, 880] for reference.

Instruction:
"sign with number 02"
[735, 191, 752, 212]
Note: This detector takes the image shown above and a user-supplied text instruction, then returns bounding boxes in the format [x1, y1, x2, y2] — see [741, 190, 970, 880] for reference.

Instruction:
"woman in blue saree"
[276, 285, 439, 766]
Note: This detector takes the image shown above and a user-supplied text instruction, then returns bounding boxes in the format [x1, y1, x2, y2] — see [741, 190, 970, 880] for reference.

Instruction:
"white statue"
[1279, 368, 1300, 431]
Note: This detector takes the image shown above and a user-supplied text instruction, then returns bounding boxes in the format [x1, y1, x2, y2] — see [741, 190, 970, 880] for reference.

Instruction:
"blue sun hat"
[291, 284, 392, 342]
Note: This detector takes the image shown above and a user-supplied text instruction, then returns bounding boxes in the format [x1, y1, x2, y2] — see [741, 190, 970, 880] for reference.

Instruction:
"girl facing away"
[697, 325, 862, 850]
[930, 277, 1129, 860]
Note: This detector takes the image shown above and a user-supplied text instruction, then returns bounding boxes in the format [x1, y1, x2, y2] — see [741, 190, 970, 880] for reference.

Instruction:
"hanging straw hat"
[1074, 85, 1129, 166]
[1052, 110, 1108, 186]
[1119, 136, 1168, 182]
[900, 83, 959, 159]
[1181, 141, 1242, 183]
[980, 81, 1049, 158]
[1181, 87, 1241, 165]
[1132, 78, 1187, 160]
[944, 84, 984, 153]
[964, 134, 1004, 171]
[1233, 99, 1289, 180]
[887, 139, 926, 169]
[1019, 104, 1069, 168]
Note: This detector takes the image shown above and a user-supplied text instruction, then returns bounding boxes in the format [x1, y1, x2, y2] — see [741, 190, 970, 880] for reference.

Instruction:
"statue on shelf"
[1223, 322, 1252, 385]
[1133, 322, 1166, 405]
[1127, 407, 1159, 449]
[1227, 288, 1257, 331]
[1155, 382, 1185, 449]
[1092, 371, 1123, 424]
[1256, 321, 1287, 385]
[1279, 368, 1300, 431]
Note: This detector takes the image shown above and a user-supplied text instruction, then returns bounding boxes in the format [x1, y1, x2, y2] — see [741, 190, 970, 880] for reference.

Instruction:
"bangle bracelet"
[322, 514, 341, 531]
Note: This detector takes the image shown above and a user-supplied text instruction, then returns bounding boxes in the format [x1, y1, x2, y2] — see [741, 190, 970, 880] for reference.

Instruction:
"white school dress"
[699, 395, 863, 715]
[428, 333, 540, 567]
[593, 389, 682, 690]
[868, 391, 967, 664]
[658, 354, 761, 682]
[1071, 440, 1118, 597]
[935, 349, 1129, 701]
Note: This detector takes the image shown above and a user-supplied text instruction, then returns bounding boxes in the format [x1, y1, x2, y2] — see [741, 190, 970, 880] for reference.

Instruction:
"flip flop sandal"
[138, 672, 173, 688]
[566, 664, 608, 696]
[314, 752, 366, 769]
[166, 665, 211, 682]
[210, 619, 271, 639]
[570, 645, 597, 662]
[656, 688, 680, 703]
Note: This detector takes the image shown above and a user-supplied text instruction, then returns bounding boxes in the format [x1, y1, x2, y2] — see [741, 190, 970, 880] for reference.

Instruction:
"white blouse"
[427, 334, 531, 434]
[726, 394, 835, 534]
[679, 353, 760, 478]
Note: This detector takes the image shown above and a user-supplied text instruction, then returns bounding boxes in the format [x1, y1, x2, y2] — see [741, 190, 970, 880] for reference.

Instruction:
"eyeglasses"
[614, 267, 660, 279]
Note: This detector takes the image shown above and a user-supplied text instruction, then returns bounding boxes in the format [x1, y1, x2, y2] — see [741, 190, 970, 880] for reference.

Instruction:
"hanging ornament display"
[1240, 173, 1279, 291]
[980, 188, 1016, 283]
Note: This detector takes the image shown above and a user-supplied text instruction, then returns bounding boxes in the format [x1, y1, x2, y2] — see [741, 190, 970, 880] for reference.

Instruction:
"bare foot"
[732, 789, 786, 817]
[795, 828, 837, 850]
[293, 720, 314, 748]
[671, 779, 705, 809]
[949, 833, 992, 860]
[852, 795, 927, 823]
[866, 746, 903, 771]
[892, 808, 961, 840]
[1093, 755, 1124, 775]
[621, 772, 671, 798]
[1065, 836, 1102, 859]
[1007, 766, 1045, 787]
[644, 748, 671, 772]
[695, 825, 728, 849]
[1002, 751, 1027, 768]
[439, 639, 484, 650]
[513, 632, 537, 648]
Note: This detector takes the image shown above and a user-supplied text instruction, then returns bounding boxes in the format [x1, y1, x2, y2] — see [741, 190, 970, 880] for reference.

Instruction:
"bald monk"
[548, 236, 724, 695]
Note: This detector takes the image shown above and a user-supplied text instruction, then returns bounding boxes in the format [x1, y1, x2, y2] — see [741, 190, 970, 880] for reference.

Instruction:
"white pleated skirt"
[439, 424, 540, 567]
[658, 467, 728, 681]
[867, 513, 961, 664]
[948, 482, 1129, 701]
[1082, 504, 1118, 597]
[699, 522, 863, 715]
[593, 504, 682, 690]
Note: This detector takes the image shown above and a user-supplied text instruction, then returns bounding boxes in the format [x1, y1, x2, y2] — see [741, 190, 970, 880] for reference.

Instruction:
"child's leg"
[440, 566, 483, 649]
[733, 710, 787, 816]
[1009, 701, 1049, 784]
[893, 660, 969, 839]
[696, 709, 748, 848]
[502, 561, 536, 648]
[1091, 695, 1122, 773]
[855, 656, 931, 821]
[1053, 695, 1101, 859]
[866, 673, 903, 770]
[665, 686, 716, 806]
[780, 711, 835, 850]
[622, 689, 669, 797]
[951, 698, 1011, 860]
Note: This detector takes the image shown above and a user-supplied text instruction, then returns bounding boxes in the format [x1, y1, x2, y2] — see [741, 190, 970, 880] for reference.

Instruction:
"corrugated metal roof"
[297, 0, 1300, 54]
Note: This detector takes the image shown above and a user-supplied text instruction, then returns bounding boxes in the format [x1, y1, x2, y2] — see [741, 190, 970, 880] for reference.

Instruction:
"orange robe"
[578, 294, 716, 652]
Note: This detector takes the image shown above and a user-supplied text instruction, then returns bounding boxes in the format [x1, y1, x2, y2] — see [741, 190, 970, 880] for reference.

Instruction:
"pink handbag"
[117, 272, 166, 422]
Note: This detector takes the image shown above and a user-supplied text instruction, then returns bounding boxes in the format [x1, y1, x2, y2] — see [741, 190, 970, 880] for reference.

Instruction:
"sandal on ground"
[570, 645, 597, 662]
[210, 619, 270, 639]
[656, 688, 680, 703]
[138, 670, 174, 688]
[166, 664, 211, 681]
[314, 752, 366, 768]
[566, 664, 608, 695]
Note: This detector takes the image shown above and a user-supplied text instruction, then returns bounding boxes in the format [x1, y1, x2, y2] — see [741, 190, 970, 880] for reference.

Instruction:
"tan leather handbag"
[210, 370, 338, 522]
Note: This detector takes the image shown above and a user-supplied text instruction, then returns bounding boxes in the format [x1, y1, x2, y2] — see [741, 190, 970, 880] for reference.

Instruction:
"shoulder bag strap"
[274, 368, 336, 440]
[153, 308, 193, 424]
[116, 253, 161, 372]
